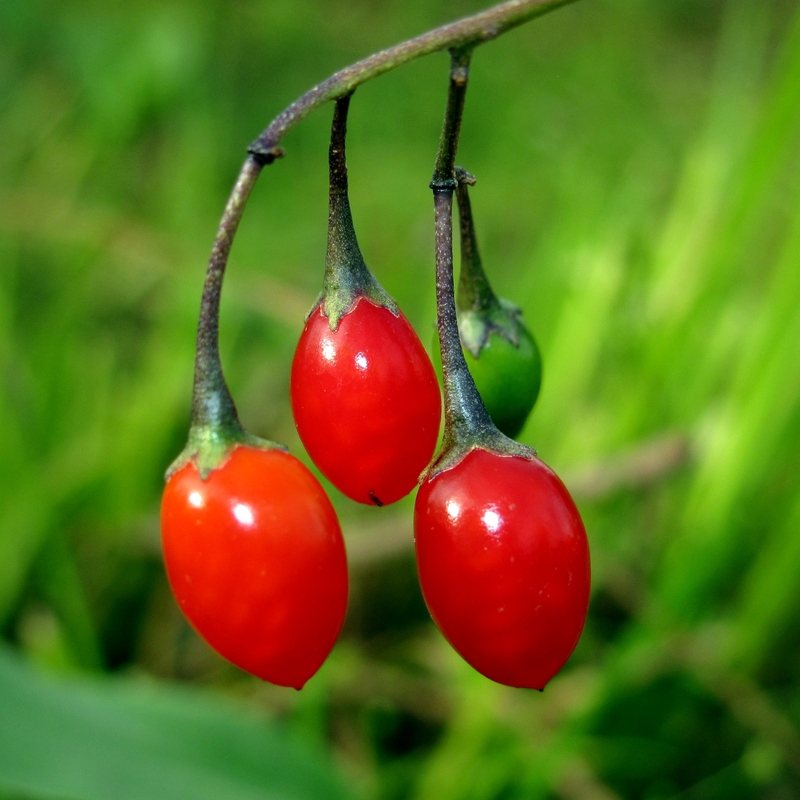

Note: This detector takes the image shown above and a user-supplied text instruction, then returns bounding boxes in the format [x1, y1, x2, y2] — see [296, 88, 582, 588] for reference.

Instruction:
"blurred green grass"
[2, 0, 800, 798]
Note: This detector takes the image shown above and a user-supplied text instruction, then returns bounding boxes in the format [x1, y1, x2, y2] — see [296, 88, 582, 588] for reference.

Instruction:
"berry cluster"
[160, 2, 589, 692]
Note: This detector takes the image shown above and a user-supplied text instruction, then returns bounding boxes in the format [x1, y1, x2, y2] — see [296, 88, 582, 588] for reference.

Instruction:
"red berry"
[160, 445, 348, 689]
[414, 448, 590, 689]
[291, 297, 442, 506]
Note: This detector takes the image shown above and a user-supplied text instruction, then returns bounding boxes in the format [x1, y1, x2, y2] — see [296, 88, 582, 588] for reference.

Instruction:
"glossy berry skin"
[161, 446, 348, 690]
[291, 297, 441, 506]
[414, 448, 590, 689]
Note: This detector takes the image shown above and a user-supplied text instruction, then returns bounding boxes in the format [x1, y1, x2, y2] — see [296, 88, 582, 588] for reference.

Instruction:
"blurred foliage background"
[2, 0, 800, 797]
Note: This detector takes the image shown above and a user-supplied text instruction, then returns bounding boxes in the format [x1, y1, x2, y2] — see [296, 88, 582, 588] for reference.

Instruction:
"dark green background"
[2, 0, 800, 797]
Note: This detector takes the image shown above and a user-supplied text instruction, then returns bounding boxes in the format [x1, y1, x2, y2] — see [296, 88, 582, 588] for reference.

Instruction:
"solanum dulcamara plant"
[159, 0, 590, 692]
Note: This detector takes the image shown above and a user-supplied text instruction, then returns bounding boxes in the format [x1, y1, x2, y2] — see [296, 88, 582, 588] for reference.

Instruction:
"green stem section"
[434, 189, 494, 443]
[321, 93, 396, 330]
[326, 93, 364, 278]
[168, 156, 284, 480]
[431, 49, 473, 189]
[455, 167, 501, 314]
[191, 156, 262, 435]
[430, 53, 533, 475]
[249, 0, 577, 160]
[431, 49, 487, 438]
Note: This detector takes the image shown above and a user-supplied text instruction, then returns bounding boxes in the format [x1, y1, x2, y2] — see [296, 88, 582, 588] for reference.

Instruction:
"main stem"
[249, 0, 577, 160]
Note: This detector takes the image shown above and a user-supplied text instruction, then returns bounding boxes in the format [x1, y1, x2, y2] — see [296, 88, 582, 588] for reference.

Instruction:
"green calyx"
[167, 334, 285, 482]
[424, 417, 534, 481]
[458, 296, 523, 357]
[317, 92, 398, 331]
[166, 421, 285, 482]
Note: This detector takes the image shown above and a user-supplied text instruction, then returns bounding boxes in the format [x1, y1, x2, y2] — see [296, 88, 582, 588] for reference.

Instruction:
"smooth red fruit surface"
[160, 446, 348, 689]
[414, 449, 590, 689]
[291, 298, 441, 506]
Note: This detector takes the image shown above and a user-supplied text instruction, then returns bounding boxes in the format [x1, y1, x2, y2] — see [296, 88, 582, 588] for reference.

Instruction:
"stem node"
[249, 146, 285, 165]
